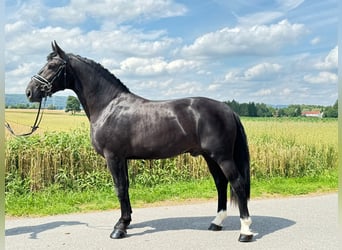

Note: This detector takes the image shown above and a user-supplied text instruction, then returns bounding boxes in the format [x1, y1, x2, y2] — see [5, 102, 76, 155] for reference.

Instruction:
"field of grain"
[5, 109, 88, 136]
[5, 109, 338, 191]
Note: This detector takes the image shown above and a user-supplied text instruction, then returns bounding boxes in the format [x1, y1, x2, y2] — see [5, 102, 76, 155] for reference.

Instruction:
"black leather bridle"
[5, 57, 67, 136]
[31, 57, 67, 97]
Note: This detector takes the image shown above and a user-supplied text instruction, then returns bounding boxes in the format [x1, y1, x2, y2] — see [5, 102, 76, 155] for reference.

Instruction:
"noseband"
[31, 57, 67, 97]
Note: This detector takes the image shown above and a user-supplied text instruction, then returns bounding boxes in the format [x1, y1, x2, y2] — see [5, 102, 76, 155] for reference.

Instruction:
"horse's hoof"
[208, 223, 222, 231]
[238, 234, 253, 242]
[110, 229, 127, 239]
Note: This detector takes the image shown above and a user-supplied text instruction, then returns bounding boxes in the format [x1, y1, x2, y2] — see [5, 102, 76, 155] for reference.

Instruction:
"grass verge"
[5, 170, 338, 217]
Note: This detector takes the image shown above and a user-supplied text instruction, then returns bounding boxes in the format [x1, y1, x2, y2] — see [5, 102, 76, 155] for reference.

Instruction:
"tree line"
[224, 100, 338, 118]
[6, 96, 338, 118]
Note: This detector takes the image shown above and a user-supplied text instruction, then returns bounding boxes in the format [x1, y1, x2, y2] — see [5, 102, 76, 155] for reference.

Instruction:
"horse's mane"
[47, 51, 130, 93]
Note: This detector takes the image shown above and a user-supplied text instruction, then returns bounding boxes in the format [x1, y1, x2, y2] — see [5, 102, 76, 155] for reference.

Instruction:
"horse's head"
[26, 41, 69, 102]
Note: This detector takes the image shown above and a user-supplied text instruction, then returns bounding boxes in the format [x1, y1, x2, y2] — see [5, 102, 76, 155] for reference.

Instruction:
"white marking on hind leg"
[240, 217, 253, 235]
[212, 210, 227, 226]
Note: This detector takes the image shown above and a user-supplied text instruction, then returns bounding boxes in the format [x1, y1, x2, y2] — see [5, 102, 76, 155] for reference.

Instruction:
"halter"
[31, 57, 67, 97]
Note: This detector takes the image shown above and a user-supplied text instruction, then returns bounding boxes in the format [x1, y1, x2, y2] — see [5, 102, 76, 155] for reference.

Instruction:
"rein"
[5, 98, 46, 137]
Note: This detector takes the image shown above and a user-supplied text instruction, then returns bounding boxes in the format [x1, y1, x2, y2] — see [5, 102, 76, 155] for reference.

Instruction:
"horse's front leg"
[105, 154, 132, 239]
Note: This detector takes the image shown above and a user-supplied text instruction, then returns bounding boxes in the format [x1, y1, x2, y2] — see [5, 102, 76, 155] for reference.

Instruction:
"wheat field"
[5, 109, 338, 191]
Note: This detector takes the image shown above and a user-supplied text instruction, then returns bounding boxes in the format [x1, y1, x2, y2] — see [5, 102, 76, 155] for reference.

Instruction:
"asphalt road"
[5, 193, 340, 250]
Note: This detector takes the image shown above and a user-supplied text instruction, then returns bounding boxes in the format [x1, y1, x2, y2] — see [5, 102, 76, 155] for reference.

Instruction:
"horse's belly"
[129, 136, 197, 159]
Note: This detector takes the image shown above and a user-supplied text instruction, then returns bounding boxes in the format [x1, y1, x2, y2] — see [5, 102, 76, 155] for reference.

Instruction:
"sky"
[5, 0, 338, 106]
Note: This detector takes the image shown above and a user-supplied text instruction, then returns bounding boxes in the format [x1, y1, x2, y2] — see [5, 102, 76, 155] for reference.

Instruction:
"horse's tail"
[230, 112, 251, 204]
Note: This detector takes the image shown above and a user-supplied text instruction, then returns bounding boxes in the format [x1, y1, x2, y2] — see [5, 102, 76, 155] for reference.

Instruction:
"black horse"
[26, 41, 253, 242]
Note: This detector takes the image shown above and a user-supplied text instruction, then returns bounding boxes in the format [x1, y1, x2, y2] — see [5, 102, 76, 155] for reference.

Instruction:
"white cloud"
[244, 63, 282, 80]
[236, 11, 283, 26]
[163, 81, 202, 97]
[100, 58, 120, 72]
[277, 0, 304, 11]
[117, 57, 200, 76]
[233, 0, 304, 26]
[5, 1, 185, 65]
[5, 21, 29, 36]
[5, 62, 42, 93]
[224, 70, 239, 82]
[7, 62, 39, 77]
[281, 88, 292, 96]
[6, 0, 46, 25]
[310, 37, 320, 45]
[303, 71, 337, 84]
[86, 27, 181, 58]
[181, 20, 307, 58]
[314, 46, 338, 70]
[49, 0, 187, 26]
[225, 62, 282, 82]
[252, 88, 273, 97]
[5, 26, 83, 64]
[137, 79, 172, 89]
[119, 57, 167, 76]
[207, 84, 221, 91]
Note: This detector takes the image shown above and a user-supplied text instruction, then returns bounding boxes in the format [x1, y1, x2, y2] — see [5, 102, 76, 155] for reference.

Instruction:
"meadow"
[5, 109, 338, 216]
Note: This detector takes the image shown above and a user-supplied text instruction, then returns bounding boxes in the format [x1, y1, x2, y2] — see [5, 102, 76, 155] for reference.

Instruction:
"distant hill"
[5, 94, 68, 109]
[270, 104, 288, 109]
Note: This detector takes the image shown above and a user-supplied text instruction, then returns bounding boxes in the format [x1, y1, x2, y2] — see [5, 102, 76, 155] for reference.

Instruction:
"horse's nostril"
[26, 89, 32, 98]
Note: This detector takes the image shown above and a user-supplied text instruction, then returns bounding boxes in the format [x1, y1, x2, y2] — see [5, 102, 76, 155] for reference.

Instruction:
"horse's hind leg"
[217, 159, 253, 242]
[204, 155, 228, 231]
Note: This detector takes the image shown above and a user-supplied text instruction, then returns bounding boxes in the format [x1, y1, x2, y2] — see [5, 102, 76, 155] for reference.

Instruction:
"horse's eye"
[47, 63, 57, 69]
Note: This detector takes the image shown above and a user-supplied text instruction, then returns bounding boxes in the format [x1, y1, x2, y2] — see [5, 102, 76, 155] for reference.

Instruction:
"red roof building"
[301, 110, 323, 118]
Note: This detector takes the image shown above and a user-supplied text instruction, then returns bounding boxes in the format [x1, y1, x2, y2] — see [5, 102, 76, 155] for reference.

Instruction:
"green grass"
[6, 170, 338, 217]
[252, 171, 338, 196]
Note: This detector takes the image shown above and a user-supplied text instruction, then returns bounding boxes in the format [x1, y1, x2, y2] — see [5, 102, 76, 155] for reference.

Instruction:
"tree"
[247, 102, 257, 117]
[283, 105, 301, 117]
[239, 103, 249, 116]
[256, 103, 273, 117]
[225, 100, 240, 114]
[65, 96, 81, 115]
[323, 100, 338, 118]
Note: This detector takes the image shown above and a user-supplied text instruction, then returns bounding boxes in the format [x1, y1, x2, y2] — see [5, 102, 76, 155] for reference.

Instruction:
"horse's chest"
[90, 121, 125, 157]
[90, 127, 104, 156]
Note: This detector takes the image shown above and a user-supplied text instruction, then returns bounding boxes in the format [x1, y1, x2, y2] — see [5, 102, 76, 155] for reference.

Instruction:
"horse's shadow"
[5, 221, 87, 239]
[130, 215, 295, 240]
[5, 216, 295, 241]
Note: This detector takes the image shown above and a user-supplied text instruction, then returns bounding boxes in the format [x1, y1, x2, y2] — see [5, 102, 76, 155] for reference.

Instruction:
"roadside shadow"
[130, 215, 295, 240]
[251, 216, 296, 240]
[5, 221, 87, 239]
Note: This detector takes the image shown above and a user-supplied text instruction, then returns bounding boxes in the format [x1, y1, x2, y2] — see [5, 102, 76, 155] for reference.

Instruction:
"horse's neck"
[69, 56, 130, 121]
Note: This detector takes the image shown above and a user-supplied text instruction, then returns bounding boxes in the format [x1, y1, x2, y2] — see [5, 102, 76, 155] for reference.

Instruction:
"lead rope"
[5, 98, 46, 137]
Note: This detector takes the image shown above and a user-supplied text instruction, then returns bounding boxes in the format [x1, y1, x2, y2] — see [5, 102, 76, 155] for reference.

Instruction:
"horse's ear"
[51, 41, 56, 52]
[53, 40, 67, 60]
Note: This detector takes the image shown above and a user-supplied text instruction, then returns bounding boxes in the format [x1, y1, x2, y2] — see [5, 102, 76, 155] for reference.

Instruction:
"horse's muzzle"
[26, 82, 42, 103]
